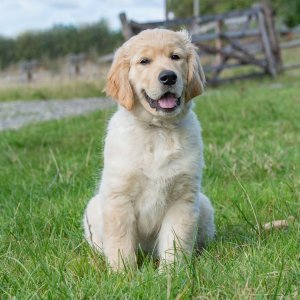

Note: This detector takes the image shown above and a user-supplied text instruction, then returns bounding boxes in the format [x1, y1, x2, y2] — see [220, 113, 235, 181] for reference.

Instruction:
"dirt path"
[0, 98, 115, 131]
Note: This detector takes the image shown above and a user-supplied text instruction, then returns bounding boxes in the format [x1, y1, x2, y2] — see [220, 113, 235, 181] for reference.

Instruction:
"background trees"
[0, 1, 300, 70]
[167, 0, 300, 27]
[0, 20, 122, 69]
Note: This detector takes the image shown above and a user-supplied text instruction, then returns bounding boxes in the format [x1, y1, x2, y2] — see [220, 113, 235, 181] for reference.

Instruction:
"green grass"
[0, 74, 299, 299]
[0, 79, 105, 101]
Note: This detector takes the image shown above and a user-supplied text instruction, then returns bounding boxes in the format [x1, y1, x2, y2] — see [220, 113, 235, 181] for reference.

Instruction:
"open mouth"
[143, 91, 181, 112]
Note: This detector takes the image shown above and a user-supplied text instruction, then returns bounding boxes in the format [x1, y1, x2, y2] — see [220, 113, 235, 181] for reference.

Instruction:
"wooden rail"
[120, 7, 262, 38]
[19, 60, 38, 82]
[280, 39, 300, 49]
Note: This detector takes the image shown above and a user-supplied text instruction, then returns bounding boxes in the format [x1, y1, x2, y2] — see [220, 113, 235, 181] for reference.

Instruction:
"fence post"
[215, 20, 223, 66]
[119, 13, 134, 40]
[20, 60, 38, 82]
[260, 4, 283, 73]
[256, 6, 276, 76]
[68, 54, 85, 76]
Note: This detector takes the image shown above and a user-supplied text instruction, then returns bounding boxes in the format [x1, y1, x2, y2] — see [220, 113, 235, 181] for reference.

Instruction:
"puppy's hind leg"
[83, 194, 104, 252]
[196, 192, 215, 249]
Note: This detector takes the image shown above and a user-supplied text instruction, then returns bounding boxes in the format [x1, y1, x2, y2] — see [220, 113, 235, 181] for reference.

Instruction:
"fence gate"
[120, 4, 282, 84]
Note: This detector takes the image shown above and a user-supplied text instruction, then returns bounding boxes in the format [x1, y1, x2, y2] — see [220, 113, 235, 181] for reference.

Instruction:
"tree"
[0, 37, 16, 68]
[167, 0, 254, 18]
[0, 19, 123, 69]
[167, 0, 300, 27]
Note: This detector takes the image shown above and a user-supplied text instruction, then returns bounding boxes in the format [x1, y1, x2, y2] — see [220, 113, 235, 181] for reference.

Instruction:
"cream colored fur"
[83, 29, 215, 271]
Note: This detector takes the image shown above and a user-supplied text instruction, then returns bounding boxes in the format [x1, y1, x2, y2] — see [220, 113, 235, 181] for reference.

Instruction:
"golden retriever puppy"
[83, 29, 215, 271]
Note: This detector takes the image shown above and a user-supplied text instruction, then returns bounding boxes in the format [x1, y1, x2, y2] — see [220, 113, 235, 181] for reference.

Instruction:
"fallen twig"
[262, 216, 295, 231]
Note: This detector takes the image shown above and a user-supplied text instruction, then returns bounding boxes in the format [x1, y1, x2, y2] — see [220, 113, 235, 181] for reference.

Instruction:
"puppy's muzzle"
[159, 70, 177, 86]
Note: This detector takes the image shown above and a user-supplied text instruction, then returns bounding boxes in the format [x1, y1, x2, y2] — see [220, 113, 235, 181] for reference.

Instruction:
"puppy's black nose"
[159, 70, 177, 85]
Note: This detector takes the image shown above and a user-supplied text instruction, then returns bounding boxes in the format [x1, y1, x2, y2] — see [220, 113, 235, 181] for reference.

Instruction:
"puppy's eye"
[140, 58, 150, 65]
[171, 54, 180, 60]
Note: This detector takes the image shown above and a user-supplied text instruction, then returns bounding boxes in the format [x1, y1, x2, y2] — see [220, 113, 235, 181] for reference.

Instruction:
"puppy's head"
[106, 29, 205, 118]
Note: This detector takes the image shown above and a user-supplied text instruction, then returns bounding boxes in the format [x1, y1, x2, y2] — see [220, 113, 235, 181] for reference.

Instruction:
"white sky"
[0, 0, 166, 37]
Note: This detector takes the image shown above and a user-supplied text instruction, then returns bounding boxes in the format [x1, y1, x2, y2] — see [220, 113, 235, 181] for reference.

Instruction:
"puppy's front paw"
[107, 252, 137, 272]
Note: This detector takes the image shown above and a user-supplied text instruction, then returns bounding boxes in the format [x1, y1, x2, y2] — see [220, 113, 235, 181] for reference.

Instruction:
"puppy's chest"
[134, 175, 174, 235]
[132, 133, 192, 234]
[140, 132, 184, 179]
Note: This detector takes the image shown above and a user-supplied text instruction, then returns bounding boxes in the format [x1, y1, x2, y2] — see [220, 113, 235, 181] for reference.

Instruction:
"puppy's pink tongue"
[158, 94, 177, 109]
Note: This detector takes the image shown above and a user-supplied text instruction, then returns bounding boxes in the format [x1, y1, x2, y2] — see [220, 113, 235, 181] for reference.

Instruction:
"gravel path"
[0, 98, 115, 131]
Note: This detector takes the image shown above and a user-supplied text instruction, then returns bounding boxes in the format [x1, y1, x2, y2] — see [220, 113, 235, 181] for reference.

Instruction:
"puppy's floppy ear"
[105, 46, 134, 110]
[185, 44, 206, 102]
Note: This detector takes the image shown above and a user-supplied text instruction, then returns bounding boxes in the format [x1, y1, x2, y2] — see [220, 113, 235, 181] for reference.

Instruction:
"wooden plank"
[283, 63, 300, 70]
[280, 40, 300, 49]
[198, 7, 259, 25]
[203, 60, 266, 72]
[164, 0, 168, 21]
[196, 42, 266, 68]
[207, 71, 265, 85]
[215, 20, 223, 65]
[223, 43, 264, 55]
[193, 0, 199, 17]
[126, 22, 261, 43]
[204, 62, 245, 72]
[259, 4, 283, 72]
[243, 43, 264, 54]
[257, 10, 276, 76]
[191, 7, 259, 25]
[119, 13, 134, 40]
[224, 16, 248, 26]
[126, 7, 260, 30]
[192, 29, 260, 43]
[98, 53, 114, 63]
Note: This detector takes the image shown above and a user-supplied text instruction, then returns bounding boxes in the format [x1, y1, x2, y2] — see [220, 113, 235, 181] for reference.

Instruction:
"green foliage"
[167, 0, 254, 17]
[167, 0, 300, 27]
[272, 0, 300, 27]
[0, 20, 122, 69]
[0, 37, 16, 69]
[0, 74, 299, 297]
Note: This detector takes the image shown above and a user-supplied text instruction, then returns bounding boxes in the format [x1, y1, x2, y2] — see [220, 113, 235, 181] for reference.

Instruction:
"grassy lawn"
[0, 79, 106, 101]
[0, 74, 299, 298]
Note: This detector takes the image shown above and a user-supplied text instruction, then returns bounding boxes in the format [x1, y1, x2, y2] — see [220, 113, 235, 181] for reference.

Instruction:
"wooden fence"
[15, 5, 300, 84]
[19, 60, 38, 82]
[279, 26, 300, 71]
[120, 4, 299, 84]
